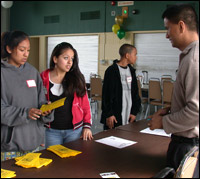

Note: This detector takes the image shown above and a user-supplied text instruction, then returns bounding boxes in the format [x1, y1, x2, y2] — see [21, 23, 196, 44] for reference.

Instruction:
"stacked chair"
[137, 78, 148, 120]
[90, 74, 102, 113]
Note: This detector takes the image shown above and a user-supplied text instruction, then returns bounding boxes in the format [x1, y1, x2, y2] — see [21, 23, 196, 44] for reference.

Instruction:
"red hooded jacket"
[40, 69, 92, 130]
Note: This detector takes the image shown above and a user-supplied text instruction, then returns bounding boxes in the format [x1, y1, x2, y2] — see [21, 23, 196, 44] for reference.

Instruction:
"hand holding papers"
[40, 97, 66, 113]
[95, 136, 137, 149]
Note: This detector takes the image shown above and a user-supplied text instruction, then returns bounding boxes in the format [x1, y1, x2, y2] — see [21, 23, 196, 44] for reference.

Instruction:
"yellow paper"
[15, 153, 41, 168]
[1, 169, 16, 178]
[47, 145, 82, 158]
[40, 97, 66, 113]
[36, 158, 53, 168]
[15, 153, 52, 169]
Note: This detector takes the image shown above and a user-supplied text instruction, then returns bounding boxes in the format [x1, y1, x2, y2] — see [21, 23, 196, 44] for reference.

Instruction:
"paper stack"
[15, 153, 52, 168]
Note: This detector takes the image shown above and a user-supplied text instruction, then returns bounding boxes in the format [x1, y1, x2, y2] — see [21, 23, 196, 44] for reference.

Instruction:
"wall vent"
[44, 15, 60, 24]
[80, 11, 100, 20]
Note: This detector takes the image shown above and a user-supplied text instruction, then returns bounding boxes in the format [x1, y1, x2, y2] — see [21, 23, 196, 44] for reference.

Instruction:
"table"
[1, 120, 170, 178]
[116, 119, 150, 132]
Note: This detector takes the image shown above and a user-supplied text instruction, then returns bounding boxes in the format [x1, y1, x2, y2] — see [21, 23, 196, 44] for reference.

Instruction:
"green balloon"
[117, 29, 125, 39]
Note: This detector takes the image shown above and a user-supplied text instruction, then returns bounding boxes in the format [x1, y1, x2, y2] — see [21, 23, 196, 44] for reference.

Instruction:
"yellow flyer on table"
[1, 169, 16, 178]
[40, 97, 66, 113]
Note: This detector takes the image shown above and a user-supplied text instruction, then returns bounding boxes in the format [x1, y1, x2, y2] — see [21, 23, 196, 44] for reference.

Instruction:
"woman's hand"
[29, 101, 52, 120]
[81, 128, 93, 141]
[28, 108, 42, 120]
[41, 101, 52, 116]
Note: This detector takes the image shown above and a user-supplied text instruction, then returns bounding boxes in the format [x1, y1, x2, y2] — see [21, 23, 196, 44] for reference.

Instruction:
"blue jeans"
[45, 127, 82, 148]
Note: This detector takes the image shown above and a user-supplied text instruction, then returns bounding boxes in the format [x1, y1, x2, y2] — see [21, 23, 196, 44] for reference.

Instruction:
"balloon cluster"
[112, 15, 125, 40]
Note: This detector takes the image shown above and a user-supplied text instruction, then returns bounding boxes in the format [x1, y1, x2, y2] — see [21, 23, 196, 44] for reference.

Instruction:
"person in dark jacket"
[101, 44, 141, 130]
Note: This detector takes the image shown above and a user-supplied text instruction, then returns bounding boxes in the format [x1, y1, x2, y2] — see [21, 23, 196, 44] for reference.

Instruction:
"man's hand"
[148, 114, 163, 130]
[106, 115, 118, 129]
[129, 114, 136, 123]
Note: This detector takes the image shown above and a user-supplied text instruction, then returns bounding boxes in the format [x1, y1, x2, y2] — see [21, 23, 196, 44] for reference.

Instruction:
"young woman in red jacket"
[41, 42, 93, 148]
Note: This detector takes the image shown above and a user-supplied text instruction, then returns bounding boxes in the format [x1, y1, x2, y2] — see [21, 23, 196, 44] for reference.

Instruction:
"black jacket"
[100, 60, 141, 128]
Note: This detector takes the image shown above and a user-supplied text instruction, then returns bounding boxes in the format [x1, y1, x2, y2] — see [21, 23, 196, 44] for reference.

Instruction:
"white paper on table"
[140, 127, 171, 137]
[100, 172, 120, 178]
[95, 136, 137, 149]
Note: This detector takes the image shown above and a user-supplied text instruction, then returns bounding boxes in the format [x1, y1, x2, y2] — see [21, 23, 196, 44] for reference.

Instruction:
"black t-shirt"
[49, 81, 74, 130]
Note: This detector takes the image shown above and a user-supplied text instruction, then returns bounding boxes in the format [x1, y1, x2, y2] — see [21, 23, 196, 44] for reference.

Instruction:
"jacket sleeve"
[81, 92, 92, 128]
[40, 70, 50, 101]
[130, 69, 141, 115]
[1, 98, 30, 127]
[162, 52, 199, 136]
[37, 72, 54, 123]
[101, 68, 116, 121]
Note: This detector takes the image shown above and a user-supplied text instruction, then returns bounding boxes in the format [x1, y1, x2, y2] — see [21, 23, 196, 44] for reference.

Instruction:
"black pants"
[166, 134, 199, 171]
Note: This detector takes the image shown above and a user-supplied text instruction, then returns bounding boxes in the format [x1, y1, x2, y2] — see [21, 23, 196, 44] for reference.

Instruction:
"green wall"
[10, 1, 199, 36]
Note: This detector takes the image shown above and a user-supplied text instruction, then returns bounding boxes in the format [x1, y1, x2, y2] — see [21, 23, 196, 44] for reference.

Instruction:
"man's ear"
[125, 53, 129, 59]
[178, 20, 186, 33]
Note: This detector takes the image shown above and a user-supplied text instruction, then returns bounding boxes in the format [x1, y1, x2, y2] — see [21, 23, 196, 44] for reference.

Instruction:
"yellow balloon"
[112, 24, 120, 34]
[115, 15, 123, 26]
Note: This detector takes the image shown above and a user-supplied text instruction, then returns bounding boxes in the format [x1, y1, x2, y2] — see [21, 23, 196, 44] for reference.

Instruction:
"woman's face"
[53, 48, 74, 72]
[7, 38, 30, 67]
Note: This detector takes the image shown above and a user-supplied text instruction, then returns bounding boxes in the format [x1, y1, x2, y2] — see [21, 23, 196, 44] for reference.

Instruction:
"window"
[134, 32, 180, 81]
[47, 35, 99, 83]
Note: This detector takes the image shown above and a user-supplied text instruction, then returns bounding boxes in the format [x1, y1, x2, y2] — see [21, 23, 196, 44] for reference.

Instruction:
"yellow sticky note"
[40, 97, 66, 113]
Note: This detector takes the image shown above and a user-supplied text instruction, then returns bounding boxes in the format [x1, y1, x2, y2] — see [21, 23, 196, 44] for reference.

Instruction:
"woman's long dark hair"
[49, 42, 86, 97]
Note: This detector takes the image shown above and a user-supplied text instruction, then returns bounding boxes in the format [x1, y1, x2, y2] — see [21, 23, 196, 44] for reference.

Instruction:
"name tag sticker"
[26, 80, 36, 87]
[127, 76, 132, 83]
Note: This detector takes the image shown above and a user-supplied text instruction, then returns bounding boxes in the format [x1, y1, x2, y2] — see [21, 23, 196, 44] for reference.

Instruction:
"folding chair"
[146, 78, 162, 116]
[137, 78, 148, 120]
[137, 74, 144, 87]
[90, 76, 102, 113]
[142, 70, 148, 84]
[175, 146, 199, 178]
[153, 146, 199, 178]
[162, 79, 174, 108]
[161, 75, 172, 89]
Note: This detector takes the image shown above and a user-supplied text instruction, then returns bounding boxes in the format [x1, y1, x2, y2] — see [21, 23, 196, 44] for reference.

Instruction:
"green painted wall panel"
[10, 1, 199, 36]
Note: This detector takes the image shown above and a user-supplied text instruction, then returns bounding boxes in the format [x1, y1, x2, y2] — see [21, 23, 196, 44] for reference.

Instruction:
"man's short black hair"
[162, 4, 198, 32]
[119, 44, 136, 57]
